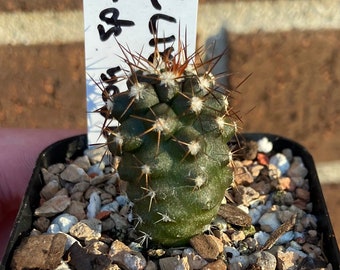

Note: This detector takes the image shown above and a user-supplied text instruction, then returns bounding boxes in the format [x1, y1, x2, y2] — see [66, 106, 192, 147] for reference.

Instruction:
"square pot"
[1, 133, 339, 269]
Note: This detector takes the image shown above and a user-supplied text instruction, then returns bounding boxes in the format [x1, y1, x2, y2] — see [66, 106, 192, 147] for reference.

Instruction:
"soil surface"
[0, 0, 339, 251]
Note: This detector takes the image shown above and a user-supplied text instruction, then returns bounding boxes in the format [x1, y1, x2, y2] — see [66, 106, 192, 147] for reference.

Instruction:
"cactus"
[98, 40, 238, 247]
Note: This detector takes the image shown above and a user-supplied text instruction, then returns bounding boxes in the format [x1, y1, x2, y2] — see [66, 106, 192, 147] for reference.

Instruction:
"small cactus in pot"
[97, 39, 238, 247]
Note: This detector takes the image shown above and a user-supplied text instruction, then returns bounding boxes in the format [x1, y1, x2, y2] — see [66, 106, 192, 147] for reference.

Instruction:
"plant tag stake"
[83, 0, 198, 145]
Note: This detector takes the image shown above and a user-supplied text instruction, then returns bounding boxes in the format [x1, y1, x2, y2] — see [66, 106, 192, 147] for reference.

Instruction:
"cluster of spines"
[94, 39, 240, 246]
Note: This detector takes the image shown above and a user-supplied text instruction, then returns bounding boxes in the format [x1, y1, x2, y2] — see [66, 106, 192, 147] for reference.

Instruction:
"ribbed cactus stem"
[99, 40, 238, 246]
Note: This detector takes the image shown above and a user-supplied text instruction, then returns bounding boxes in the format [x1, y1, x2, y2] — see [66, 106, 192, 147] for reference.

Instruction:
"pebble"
[65, 200, 86, 220]
[111, 247, 147, 270]
[182, 248, 208, 269]
[231, 230, 246, 242]
[101, 201, 120, 213]
[257, 152, 269, 165]
[257, 137, 273, 153]
[282, 148, 293, 162]
[229, 255, 249, 269]
[270, 153, 290, 175]
[249, 208, 262, 224]
[69, 218, 102, 241]
[234, 165, 254, 185]
[47, 223, 62, 234]
[201, 259, 226, 270]
[258, 212, 281, 232]
[84, 146, 108, 164]
[11, 234, 67, 270]
[48, 163, 65, 174]
[287, 157, 308, 178]
[33, 216, 50, 232]
[234, 186, 260, 206]
[159, 256, 189, 270]
[254, 231, 270, 246]
[87, 192, 101, 218]
[249, 251, 277, 270]
[34, 195, 71, 217]
[224, 246, 240, 259]
[277, 177, 296, 192]
[51, 213, 78, 233]
[40, 179, 60, 200]
[295, 188, 310, 202]
[73, 155, 91, 171]
[277, 249, 302, 270]
[277, 231, 295, 245]
[60, 164, 90, 183]
[70, 181, 90, 194]
[189, 234, 223, 260]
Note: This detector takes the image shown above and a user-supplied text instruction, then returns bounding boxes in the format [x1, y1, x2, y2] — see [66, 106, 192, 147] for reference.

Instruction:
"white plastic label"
[83, 0, 198, 145]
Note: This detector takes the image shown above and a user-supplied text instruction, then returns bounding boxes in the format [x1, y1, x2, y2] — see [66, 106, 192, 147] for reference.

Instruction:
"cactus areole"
[98, 40, 237, 246]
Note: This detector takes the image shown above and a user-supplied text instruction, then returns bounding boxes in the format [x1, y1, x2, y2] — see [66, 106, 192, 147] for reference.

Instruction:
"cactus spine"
[98, 40, 237, 246]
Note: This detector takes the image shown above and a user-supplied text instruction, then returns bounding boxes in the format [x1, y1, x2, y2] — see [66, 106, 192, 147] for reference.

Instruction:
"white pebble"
[224, 246, 240, 258]
[88, 163, 104, 176]
[269, 153, 290, 175]
[289, 240, 302, 250]
[211, 216, 228, 231]
[254, 231, 270, 246]
[257, 137, 273, 153]
[87, 192, 101, 218]
[101, 201, 119, 213]
[258, 212, 281, 232]
[286, 247, 307, 258]
[249, 208, 262, 225]
[47, 223, 61, 234]
[51, 213, 78, 233]
[277, 231, 294, 245]
[116, 195, 130, 206]
[294, 231, 304, 240]
[229, 255, 249, 269]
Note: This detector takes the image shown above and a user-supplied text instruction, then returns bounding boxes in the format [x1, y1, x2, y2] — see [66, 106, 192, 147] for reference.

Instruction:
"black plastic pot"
[1, 133, 340, 269]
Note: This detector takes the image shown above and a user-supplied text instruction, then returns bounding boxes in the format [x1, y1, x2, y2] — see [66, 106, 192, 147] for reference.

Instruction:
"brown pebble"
[96, 211, 111, 220]
[33, 216, 50, 232]
[277, 177, 296, 192]
[234, 166, 254, 185]
[295, 188, 310, 202]
[40, 180, 60, 200]
[250, 164, 265, 178]
[34, 195, 71, 217]
[257, 152, 269, 166]
[190, 234, 223, 261]
[218, 204, 252, 227]
[109, 240, 147, 270]
[60, 164, 89, 183]
[67, 242, 111, 269]
[65, 200, 86, 220]
[293, 199, 307, 210]
[251, 181, 272, 195]
[201, 259, 227, 270]
[11, 233, 67, 270]
[159, 256, 190, 270]
[234, 186, 260, 206]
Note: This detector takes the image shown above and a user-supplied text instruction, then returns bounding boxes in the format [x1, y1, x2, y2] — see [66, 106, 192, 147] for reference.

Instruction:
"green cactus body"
[102, 44, 236, 246]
